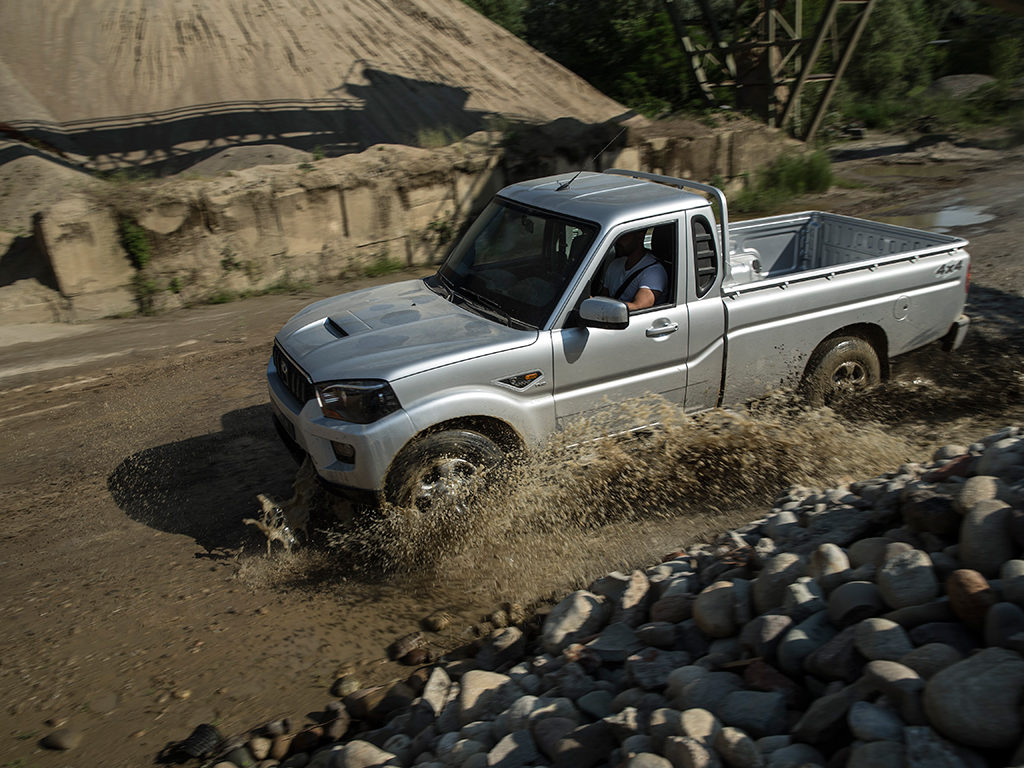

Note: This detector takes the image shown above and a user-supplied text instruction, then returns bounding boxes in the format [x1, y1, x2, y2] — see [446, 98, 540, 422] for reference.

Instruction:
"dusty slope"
[0, 0, 630, 170]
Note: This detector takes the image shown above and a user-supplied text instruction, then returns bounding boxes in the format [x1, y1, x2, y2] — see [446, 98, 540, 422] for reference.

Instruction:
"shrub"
[732, 151, 833, 213]
[206, 290, 237, 305]
[132, 274, 160, 314]
[416, 126, 461, 149]
[119, 218, 151, 269]
[364, 252, 404, 277]
[427, 219, 455, 246]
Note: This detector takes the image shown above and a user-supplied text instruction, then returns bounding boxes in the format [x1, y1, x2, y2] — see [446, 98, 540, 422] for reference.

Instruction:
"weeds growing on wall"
[132, 274, 160, 314]
[427, 219, 455, 247]
[416, 126, 463, 149]
[118, 217, 151, 269]
[364, 253, 404, 277]
[731, 152, 833, 213]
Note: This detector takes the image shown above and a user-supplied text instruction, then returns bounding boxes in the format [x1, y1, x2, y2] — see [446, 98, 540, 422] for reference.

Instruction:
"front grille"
[273, 343, 315, 406]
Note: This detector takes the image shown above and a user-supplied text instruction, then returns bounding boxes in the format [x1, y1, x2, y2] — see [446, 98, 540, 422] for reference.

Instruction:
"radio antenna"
[556, 125, 628, 191]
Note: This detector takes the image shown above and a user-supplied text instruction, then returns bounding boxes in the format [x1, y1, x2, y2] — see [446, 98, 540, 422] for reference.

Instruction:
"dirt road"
[2, 140, 1024, 767]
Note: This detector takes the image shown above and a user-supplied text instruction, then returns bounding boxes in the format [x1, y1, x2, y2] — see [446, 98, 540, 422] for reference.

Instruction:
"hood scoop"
[324, 317, 348, 338]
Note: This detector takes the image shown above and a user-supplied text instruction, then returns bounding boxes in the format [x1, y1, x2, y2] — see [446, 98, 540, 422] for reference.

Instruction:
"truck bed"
[726, 211, 968, 287]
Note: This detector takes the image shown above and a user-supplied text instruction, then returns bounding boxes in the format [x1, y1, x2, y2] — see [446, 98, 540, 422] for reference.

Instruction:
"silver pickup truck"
[268, 169, 970, 511]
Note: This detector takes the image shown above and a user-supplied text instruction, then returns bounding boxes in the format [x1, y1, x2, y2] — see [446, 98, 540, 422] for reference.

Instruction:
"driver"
[601, 229, 667, 311]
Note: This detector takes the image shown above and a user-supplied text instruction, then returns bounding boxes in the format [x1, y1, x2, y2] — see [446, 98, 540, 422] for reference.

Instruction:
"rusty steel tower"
[663, 0, 878, 141]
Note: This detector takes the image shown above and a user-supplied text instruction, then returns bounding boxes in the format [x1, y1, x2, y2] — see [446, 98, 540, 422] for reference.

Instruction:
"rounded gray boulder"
[876, 549, 938, 610]
[541, 590, 610, 654]
[959, 499, 1014, 577]
[753, 553, 804, 614]
[923, 646, 1024, 749]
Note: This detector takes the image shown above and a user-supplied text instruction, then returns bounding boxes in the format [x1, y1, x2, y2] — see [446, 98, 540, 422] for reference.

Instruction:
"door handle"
[646, 320, 679, 337]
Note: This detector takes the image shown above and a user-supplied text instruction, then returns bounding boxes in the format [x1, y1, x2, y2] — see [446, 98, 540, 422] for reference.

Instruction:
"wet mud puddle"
[880, 203, 995, 233]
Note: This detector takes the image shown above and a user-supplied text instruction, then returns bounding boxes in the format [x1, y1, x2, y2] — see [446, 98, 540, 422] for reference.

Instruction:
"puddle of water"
[849, 163, 969, 179]
[879, 205, 995, 233]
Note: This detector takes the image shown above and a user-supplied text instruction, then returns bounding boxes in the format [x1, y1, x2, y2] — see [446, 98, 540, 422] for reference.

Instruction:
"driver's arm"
[625, 287, 656, 312]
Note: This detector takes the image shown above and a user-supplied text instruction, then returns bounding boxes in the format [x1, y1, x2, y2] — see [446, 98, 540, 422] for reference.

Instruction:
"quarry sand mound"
[0, 0, 633, 172]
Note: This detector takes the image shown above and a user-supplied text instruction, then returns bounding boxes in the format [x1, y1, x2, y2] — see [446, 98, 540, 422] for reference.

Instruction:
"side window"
[692, 215, 718, 298]
[648, 222, 677, 306]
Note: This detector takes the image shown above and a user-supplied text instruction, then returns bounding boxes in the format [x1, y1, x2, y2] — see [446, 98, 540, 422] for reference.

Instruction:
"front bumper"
[267, 357, 417, 496]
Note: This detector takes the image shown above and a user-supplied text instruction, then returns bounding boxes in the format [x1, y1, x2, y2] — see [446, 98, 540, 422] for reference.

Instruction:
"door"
[551, 220, 689, 431]
[682, 210, 727, 411]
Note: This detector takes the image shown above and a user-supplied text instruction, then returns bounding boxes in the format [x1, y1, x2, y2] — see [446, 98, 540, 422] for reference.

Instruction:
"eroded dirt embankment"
[0, 141, 1022, 768]
[0, 116, 796, 326]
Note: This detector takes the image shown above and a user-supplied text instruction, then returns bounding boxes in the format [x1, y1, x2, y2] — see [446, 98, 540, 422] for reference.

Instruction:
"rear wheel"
[803, 336, 881, 405]
[386, 429, 504, 515]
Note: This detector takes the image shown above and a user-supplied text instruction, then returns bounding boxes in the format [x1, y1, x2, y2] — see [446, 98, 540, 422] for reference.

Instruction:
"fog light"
[331, 441, 355, 463]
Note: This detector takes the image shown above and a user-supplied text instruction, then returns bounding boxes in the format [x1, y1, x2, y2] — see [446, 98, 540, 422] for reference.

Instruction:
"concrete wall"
[23, 122, 799, 321]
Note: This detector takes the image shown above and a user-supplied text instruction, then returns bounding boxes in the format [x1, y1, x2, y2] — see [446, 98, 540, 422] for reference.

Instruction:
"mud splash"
[243, 324, 1024, 609]
[316, 394, 914, 602]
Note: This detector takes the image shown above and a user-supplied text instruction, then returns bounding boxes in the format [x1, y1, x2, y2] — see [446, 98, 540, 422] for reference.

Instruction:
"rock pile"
[198, 427, 1024, 768]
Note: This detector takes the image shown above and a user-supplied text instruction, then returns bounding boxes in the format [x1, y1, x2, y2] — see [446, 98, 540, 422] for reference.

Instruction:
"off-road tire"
[385, 429, 504, 514]
[803, 336, 881, 405]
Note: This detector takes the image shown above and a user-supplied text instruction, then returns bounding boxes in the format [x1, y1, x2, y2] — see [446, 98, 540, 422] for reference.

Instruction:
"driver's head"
[614, 230, 644, 258]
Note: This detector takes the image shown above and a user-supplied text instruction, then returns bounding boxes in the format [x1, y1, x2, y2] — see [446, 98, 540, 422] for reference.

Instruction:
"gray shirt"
[603, 252, 668, 302]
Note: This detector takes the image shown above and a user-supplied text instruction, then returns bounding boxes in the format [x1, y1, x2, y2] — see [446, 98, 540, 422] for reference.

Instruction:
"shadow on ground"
[847, 284, 1024, 427]
[107, 403, 299, 554]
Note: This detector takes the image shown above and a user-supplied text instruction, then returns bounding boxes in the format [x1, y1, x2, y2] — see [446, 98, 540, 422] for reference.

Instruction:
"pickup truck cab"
[268, 169, 970, 511]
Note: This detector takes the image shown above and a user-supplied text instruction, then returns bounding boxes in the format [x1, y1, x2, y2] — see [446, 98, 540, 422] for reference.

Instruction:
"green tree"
[843, 0, 944, 99]
[524, 0, 692, 115]
[462, 0, 527, 37]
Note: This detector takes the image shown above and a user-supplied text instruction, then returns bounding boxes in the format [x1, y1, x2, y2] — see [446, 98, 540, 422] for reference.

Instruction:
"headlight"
[314, 380, 401, 424]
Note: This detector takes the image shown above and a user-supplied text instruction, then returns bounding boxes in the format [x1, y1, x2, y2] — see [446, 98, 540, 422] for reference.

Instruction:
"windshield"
[435, 198, 598, 328]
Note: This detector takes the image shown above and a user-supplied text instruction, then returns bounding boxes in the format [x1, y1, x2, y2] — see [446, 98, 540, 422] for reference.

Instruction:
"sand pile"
[0, 0, 630, 173]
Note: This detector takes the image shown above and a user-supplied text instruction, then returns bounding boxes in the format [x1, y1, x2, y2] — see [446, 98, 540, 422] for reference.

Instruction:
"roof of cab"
[498, 171, 709, 227]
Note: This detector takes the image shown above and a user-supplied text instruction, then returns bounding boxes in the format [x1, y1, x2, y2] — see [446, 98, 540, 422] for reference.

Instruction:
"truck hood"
[275, 279, 539, 382]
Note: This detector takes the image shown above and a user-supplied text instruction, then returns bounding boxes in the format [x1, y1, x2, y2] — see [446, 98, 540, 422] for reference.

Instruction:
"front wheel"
[802, 336, 881, 405]
[385, 429, 504, 515]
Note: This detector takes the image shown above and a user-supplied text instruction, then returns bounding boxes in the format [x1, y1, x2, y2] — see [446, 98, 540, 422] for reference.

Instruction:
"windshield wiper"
[433, 271, 456, 299]
[454, 285, 535, 330]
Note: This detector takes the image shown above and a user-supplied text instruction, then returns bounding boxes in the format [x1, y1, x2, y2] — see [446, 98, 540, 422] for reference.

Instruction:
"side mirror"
[579, 297, 629, 330]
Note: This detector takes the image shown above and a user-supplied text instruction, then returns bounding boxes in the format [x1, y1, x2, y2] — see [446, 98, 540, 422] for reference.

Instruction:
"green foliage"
[168, 277, 183, 294]
[119, 218, 151, 269]
[220, 248, 242, 272]
[132, 274, 161, 314]
[364, 251, 404, 277]
[427, 219, 455, 246]
[732, 152, 833, 213]
[831, 0, 1024, 131]
[100, 168, 155, 184]
[462, 0, 1018, 133]
[261, 274, 311, 294]
[939, 5, 1024, 82]
[842, 0, 942, 100]
[990, 36, 1024, 82]
[312, 145, 325, 161]
[836, 80, 1013, 134]
[462, 0, 527, 36]
[298, 161, 315, 172]
[523, 0, 692, 116]
[416, 126, 462, 148]
[205, 289, 237, 304]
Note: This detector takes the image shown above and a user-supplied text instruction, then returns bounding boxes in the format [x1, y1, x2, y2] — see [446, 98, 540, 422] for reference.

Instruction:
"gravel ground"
[2, 135, 1024, 768]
